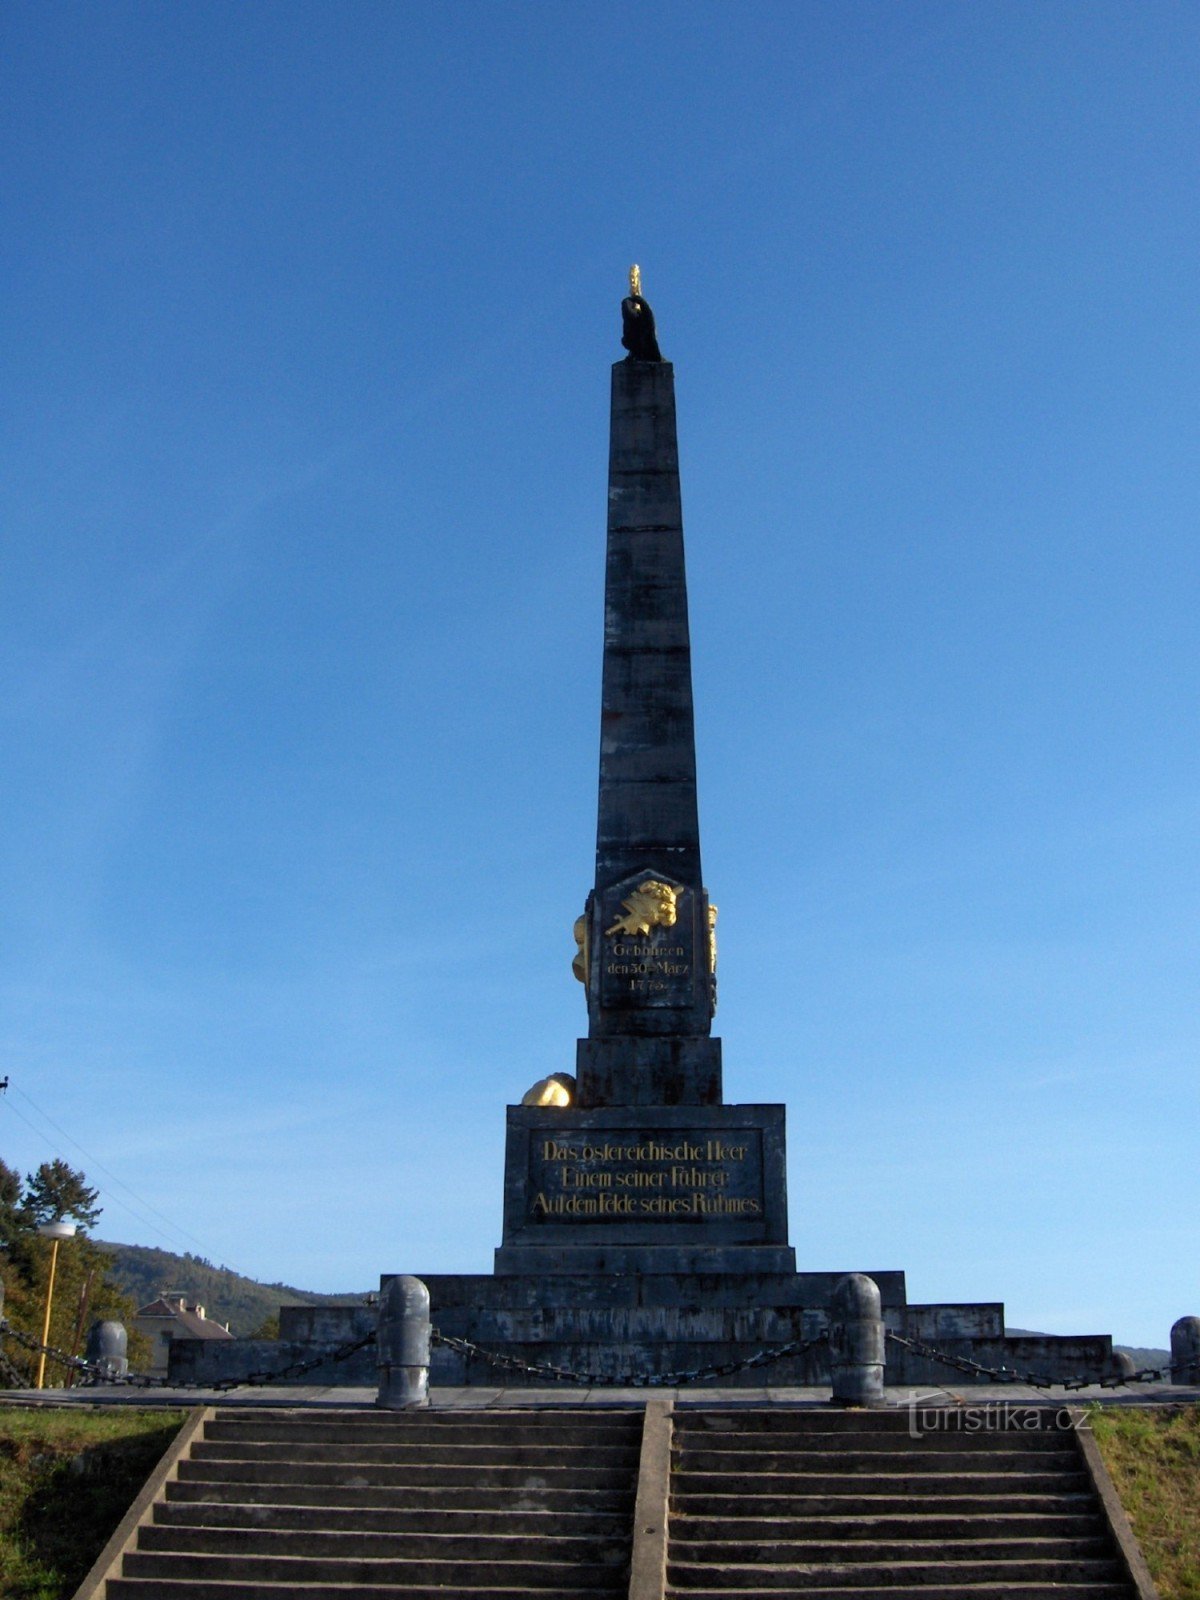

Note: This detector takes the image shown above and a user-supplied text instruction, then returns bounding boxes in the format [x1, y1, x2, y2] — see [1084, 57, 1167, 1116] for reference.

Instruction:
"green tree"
[23, 1160, 102, 1231]
[0, 1155, 149, 1384]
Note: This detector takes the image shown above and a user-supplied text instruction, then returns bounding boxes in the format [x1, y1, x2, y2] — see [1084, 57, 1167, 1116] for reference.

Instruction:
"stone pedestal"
[496, 1102, 790, 1273]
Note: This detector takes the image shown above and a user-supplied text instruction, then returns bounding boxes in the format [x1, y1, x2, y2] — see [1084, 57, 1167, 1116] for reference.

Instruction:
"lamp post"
[35, 1220, 77, 1390]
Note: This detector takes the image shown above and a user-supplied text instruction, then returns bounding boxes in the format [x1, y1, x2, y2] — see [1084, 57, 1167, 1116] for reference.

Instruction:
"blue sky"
[2, 2, 1195, 1350]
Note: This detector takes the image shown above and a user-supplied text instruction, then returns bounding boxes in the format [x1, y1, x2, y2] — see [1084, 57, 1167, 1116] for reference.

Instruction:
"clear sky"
[2, 1, 1195, 1351]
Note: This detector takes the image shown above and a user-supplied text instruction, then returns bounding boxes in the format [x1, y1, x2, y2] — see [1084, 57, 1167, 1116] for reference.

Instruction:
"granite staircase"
[665, 1409, 1142, 1599]
[103, 1406, 641, 1598]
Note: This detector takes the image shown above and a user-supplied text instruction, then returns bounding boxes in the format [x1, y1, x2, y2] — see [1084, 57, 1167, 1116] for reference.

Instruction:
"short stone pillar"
[1170, 1316, 1200, 1386]
[85, 1320, 128, 1379]
[829, 1273, 885, 1406]
[1107, 1349, 1136, 1380]
[377, 1275, 431, 1409]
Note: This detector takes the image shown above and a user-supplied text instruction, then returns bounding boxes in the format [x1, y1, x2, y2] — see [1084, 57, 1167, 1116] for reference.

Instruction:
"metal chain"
[885, 1329, 1188, 1392]
[6, 1312, 1193, 1396]
[204, 1331, 378, 1391]
[0, 1347, 28, 1387]
[429, 1327, 830, 1388]
[1, 1318, 101, 1380]
[0, 1315, 377, 1392]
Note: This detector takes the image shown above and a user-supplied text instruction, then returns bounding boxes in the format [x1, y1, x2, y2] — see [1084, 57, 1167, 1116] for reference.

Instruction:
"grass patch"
[1090, 1403, 1200, 1600]
[0, 1404, 185, 1600]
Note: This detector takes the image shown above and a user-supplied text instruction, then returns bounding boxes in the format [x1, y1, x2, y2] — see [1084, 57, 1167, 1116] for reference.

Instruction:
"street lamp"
[35, 1220, 77, 1390]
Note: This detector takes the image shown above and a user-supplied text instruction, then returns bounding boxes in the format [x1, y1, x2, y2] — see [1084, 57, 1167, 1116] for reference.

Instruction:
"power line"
[0, 1085, 250, 1277]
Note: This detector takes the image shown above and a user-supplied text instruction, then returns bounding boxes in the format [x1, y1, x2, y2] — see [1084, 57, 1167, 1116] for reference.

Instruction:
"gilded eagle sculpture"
[621, 263, 663, 362]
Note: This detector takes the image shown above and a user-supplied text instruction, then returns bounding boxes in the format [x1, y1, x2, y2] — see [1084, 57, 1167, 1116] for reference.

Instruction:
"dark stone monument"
[169, 276, 1123, 1389]
[495, 312, 793, 1287]
[406, 276, 1118, 1386]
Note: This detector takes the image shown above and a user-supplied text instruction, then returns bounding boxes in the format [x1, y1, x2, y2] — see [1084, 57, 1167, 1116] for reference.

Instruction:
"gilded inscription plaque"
[526, 1127, 764, 1224]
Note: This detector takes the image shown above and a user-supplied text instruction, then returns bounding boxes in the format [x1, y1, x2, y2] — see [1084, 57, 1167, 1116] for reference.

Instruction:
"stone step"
[677, 1410, 928, 1431]
[138, 1522, 630, 1564]
[155, 1499, 630, 1537]
[670, 1470, 1091, 1496]
[121, 1549, 626, 1588]
[666, 1557, 1126, 1588]
[176, 1456, 634, 1490]
[110, 1584, 593, 1600]
[671, 1490, 1095, 1517]
[665, 1588, 1134, 1600]
[203, 1416, 639, 1447]
[208, 1414, 643, 1440]
[674, 1446, 1081, 1473]
[191, 1437, 639, 1467]
[670, 1512, 1107, 1541]
[675, 1410, 1069, 1434]
[668, 1536, 1115, 1563]
[673, 1426, 1079, 1452]
[166, 1477, 632, 1512]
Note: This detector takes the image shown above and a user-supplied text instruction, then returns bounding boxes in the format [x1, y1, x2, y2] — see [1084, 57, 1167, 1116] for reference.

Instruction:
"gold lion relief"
[605, 879, 679, 937]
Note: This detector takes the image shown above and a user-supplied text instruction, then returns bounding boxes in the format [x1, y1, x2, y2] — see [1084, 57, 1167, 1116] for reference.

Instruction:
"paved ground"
[4, 1381, 1196, 1410]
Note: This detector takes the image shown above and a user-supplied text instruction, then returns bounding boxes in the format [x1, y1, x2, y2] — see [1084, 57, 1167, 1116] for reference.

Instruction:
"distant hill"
[1113, 1345, 1171, 1370]
[98, 1242, 370, 1338]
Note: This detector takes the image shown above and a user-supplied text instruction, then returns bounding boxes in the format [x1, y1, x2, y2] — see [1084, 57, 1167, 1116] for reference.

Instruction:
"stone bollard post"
[1170, 1316, 1200, 1386]
[1107, 1349, 1136, 1380]
[829, 1273, 886, 1406]
[377, 1275, 431, 1409]
[85, 1320, 129, 1380]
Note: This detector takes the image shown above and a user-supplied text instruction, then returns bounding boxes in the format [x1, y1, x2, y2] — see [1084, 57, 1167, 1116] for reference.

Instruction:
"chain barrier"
[0, 1316, 377, 1393]
[886, 1330, 1191, 1392]
[1, 1318, 102, 1382]
[3, 1314, 829, 1393]
[5, 1313, 1194, 1397]
[429, 1327, 830, 1388]
[204, 1331, 378, 1392]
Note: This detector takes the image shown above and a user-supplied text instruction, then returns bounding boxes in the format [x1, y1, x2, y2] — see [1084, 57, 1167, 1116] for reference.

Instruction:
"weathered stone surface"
[421, 1270, 905, 1310]
[493, 1244, 797, 1275]
[585, 359, 712, 1045]
[279, 1304, 375, 1343]
[576, 1036, 721, 1108]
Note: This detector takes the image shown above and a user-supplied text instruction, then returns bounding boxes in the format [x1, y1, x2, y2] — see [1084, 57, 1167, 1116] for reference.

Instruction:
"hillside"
[97, 1242, 370, 1338]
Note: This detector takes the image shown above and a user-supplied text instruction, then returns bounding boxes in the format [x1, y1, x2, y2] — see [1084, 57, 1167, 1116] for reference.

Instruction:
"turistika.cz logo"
[905, 1401, 1089, 1440]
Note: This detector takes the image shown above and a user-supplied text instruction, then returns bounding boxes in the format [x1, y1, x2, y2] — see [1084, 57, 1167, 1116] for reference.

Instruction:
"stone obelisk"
[574, 272, 721, 1105]
[494, 272, 792, 1275]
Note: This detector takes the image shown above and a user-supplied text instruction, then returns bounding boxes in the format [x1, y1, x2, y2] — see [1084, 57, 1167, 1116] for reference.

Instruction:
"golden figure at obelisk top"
[620, 263, 662, 361]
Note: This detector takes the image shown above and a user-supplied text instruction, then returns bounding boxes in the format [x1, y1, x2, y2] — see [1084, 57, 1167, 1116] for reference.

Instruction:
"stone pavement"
[6, 1380, 1196, 1410]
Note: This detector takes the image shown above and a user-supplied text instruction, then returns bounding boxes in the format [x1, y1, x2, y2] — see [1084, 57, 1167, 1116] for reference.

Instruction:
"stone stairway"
[665, 1409, 1140, 1598]
[104, 1406, 641, 1598]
